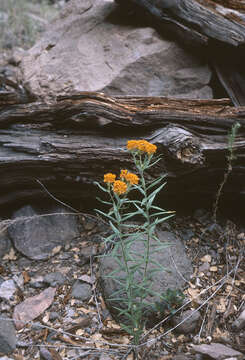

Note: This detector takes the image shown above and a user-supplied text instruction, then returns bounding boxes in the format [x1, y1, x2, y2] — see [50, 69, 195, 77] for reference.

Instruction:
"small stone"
[29, 281, 46, 289]
[237, 233, 245, 240]
[31, 322, 43, 331]
[193, 209, 211, 225]
[0, 280, 16, 301]
[173, 355, 194, 360]
[0, 315, 17, 355]
[192, 343, 243, 360]
[13, 287, 56, 330]
[99, 354, 113, 360]
[198, 262, 210, 273]
[43, 272, 67, 287]
[71, 281, 92, 301]
[181, 229, 194, 242]
[13, 274, 24, 291]
[232, 309, 245, 331]
[172, 310, 201, 334]
[40, 348, 53, 360]
[49, 312, 59, 321]
[0, 222, 11, 259]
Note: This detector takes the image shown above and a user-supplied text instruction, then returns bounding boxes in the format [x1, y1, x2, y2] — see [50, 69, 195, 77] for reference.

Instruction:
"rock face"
[99, 229, 193, 325]
[20, 0, 213, 99]
[8, 205, 79, 260]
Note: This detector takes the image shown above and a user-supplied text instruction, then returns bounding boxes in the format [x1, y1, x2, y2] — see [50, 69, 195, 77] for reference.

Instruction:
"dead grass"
[0, 0, 58, 50]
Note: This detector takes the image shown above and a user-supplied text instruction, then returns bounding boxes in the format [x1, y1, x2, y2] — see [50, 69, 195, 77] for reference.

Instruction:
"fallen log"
[0, 89, 245, 209]
[115, 0, 245, 47]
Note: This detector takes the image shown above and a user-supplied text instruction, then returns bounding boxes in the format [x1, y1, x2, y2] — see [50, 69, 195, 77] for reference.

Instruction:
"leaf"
[94, 181, 108, 193]
[95, 197, 111, 205]
[147, 182, 166, 208]
[133, 184, 146, 196]
[147, 175, 166, 191]
[96, 209, 115, 222]
[109, 220, 120, 235]
[121, 210, 141, 222]
[133, 203, 148, 218]
[155, 213, 175, 224]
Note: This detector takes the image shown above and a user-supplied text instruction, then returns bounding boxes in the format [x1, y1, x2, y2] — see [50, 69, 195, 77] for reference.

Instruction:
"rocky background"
[0, 1, 244, 360]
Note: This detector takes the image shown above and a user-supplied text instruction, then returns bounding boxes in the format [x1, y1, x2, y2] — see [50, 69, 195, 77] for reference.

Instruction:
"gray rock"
[0, 315, 17, 355]
[171, 310, 201, 334]
[0, 222, 11, 259]
[49, 311, 59, 321]
[100, 230, 193, 325]
[0, 280, 16, 301]
[173, 355, 194, 360]
[20, 0, 213, 100]
[192, 343, 244, 360]
[43, 272, 67, 287]
[40, 348, 54, 360]
[31, 322, 43, 331]
[232, 309, 245, 331]
[71, 281, 92, 301]
[8, 205, 79, 260]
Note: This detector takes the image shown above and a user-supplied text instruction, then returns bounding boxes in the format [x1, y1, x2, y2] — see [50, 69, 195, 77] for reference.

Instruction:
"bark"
[115, 0, 245, 47]
[0, 89, 245, 208]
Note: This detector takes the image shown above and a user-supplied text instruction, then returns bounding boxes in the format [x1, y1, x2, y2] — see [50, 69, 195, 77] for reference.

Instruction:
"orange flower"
[127, 140, 157, 154]
[127, 140, 140, 151]
[137, 140, 148, 152]
[145, 142, 157, 154]
[113, 180, 127, 195]
[104, 173, 116, 184]
[120, 169, 139, 185]
[126, 172, 139, 185]
[120, 169, 128, 179]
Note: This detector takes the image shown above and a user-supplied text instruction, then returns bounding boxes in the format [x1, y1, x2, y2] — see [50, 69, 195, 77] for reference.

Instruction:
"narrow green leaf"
[94, 181, 109, 193]
[146, 175, 166, 191]
[155, 213, 175, 225]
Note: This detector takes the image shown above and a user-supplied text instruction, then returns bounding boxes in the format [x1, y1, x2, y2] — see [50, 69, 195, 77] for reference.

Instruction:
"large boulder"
[99, 229, 193, 326]
[20, 0, 213, 99]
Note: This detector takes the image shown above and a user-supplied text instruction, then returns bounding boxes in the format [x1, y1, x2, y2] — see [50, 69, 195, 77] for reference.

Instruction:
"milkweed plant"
[95, 140, 175, 348]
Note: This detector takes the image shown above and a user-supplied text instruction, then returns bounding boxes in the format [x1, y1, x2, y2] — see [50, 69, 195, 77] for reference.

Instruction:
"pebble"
[49, 311, 60, 321]
[0, 315, 17, 355]
[71, 281, 92, 301]
[0, 280, 16, 301]
[172, 310, 201, 334]
[43, 272, 67, 287]
[232, 309, 245, 331]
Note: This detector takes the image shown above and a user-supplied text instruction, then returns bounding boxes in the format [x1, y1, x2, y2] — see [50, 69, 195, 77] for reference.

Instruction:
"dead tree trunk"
[115, 0, 245, 107]
[0, 87, 245, 208]
[115, 0, 245, 47]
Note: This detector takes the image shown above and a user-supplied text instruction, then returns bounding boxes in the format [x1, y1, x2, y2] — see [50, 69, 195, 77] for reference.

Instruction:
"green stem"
[114, 196, 138, 344]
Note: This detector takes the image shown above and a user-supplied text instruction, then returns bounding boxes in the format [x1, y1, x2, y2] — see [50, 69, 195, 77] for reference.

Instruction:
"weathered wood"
[115, 0, 245, 47]
[0, 90, 245, 208]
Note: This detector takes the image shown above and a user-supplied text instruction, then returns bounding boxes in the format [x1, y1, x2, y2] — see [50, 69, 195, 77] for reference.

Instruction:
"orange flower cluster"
[120, 169, 139, 185]
[104, 169, 139, 195]
[104, 173, 116, 183]
[127, 140, 157, 154]
[113, 180, 127, 195]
